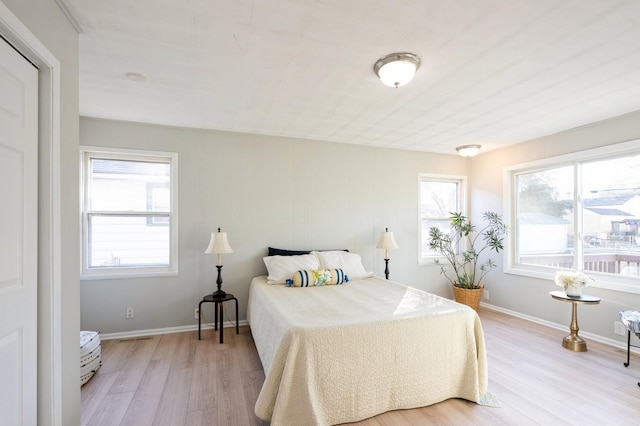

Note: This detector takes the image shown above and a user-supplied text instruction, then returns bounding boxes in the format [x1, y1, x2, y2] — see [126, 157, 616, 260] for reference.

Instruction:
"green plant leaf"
[427, 211, 507, 289]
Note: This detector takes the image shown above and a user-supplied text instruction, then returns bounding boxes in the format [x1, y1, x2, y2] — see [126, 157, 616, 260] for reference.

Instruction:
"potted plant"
[427, 211, 507, 310]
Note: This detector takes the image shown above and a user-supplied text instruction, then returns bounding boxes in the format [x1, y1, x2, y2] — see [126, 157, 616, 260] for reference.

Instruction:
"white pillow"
[263, 254, 320, 284]
[312, 251, 372, 280]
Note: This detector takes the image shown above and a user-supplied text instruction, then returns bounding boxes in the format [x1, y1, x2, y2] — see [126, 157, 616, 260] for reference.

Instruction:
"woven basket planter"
[453, 285, 484, 311]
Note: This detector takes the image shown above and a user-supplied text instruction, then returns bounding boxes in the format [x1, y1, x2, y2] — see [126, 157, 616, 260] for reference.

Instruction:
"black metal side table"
[198, 293, 239, 344]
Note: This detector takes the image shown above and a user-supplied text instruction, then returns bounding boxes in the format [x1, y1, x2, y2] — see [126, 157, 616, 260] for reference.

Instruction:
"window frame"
[80, 146, 179, 280]
[504, 139, 640, 294]
[418, 173, 467, 265]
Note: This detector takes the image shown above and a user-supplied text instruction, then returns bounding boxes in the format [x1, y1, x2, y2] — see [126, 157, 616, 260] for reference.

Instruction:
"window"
[80, 147, 178, 279]
[507, 140, 640, 292]
[513, 165, 574, 267]
[419, 174, 466, 263]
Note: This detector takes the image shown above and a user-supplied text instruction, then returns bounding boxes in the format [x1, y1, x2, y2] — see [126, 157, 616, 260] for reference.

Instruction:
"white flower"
[555, 270, 592, 288]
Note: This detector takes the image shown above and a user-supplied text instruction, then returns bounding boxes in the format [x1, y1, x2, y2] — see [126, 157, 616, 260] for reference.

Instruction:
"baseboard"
[99, 319, 250, 341]
[480, 301, 640, 355]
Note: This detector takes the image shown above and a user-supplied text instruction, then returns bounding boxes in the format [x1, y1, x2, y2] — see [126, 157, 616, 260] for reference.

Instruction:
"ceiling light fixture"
[373, 52, 420, 88]
[456, 144, 482, 157]
[125, 72, 147, 82]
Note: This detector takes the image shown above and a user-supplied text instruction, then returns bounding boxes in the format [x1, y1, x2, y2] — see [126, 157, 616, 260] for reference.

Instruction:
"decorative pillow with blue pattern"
[286, 268, 349, 287]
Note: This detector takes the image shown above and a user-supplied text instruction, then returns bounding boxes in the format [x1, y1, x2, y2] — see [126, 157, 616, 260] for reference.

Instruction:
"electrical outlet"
[126, 307, 134, 319]
[194, 307, 200, 319]
[614, 321, 626, 336]
[483, 290, 490, 301]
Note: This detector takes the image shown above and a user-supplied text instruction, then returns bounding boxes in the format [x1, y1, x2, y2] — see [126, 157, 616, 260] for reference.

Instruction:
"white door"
[0, 37, 39, 425]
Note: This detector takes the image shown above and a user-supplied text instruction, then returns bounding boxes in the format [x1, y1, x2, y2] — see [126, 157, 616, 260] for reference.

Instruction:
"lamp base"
[212, 265, 226, 298]
[384, 258, 390, 280]
[212, 289, 226, 298]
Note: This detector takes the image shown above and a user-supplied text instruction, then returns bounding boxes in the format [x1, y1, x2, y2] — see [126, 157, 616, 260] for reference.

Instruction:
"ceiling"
[62, 0, 640, 155]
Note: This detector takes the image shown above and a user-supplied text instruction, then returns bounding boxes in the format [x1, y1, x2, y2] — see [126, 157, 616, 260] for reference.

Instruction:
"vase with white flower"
[555, 270, 593, 297]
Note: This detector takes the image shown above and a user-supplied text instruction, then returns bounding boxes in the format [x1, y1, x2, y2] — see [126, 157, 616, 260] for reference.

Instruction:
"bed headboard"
[267, 247, 349, 256]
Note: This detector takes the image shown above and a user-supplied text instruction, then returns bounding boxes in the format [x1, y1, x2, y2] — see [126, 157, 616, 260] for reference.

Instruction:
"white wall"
[1, 0, 80, 424]
[471, 110, 640, 343]
[79, 117, 469, 333]
[81, 105, 640, 357]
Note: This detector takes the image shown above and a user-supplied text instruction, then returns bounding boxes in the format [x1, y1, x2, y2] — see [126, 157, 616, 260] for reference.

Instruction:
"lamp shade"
[204, 229, 233, 254]
[456, 144, 482, 157]
[376, 228, 399, 250]
[374, 52, 420, 88]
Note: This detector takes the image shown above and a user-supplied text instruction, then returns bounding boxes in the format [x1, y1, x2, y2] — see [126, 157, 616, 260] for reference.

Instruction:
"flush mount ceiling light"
[125, 72, 147, 82]
[456, 144, 482, 157]
[373, 52, 421, 88]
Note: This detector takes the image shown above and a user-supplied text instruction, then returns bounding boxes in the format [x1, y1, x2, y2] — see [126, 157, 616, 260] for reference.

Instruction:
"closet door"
[0, 36, 39, 425]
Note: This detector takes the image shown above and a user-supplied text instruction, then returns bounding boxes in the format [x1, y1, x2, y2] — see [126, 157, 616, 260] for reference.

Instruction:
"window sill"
[81, 269, 178, 281]
[505, 266, 640, 295]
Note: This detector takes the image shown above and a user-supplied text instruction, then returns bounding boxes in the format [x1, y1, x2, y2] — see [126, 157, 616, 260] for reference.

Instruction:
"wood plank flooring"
[81, 309, 640, 425]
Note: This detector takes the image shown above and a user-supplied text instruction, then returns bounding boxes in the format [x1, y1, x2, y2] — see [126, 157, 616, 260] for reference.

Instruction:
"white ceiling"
[63, 0, 640, 155]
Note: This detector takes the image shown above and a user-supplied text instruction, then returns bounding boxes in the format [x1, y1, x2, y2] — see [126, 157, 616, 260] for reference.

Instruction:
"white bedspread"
[247, 275, 488, 426]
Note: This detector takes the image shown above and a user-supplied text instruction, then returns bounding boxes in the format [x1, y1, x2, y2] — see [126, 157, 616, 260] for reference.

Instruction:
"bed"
[247, 251, 488, 425]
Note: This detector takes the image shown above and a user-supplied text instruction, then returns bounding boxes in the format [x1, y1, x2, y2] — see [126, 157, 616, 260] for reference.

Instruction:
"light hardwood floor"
[81, 309, 640, 425]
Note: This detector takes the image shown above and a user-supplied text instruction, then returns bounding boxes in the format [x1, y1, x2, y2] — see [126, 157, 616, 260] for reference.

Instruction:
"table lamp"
[205, 228, 233, 298]
[376, 227, 399, 279]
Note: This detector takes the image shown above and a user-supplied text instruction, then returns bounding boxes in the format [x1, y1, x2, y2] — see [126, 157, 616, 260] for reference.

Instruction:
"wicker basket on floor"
[453, 285, 484, 311]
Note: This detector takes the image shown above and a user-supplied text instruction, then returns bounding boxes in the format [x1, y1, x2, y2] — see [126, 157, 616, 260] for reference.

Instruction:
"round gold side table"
[550, 291, 601, 352]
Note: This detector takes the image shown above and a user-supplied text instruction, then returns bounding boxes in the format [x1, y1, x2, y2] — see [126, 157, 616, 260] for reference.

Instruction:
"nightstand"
[198, 293, 239, 343]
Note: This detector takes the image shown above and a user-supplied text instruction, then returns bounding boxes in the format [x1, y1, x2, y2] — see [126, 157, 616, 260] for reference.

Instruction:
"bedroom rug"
[478, 391, 500, 407]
